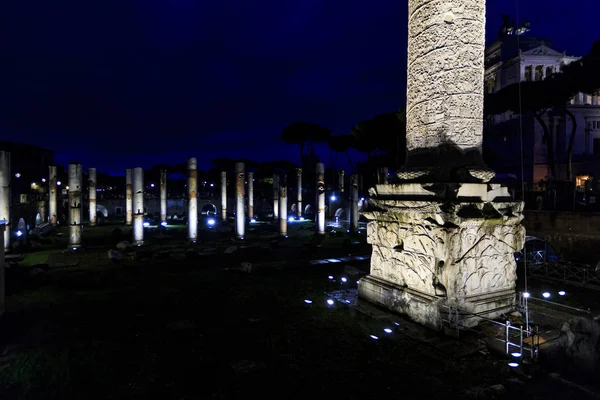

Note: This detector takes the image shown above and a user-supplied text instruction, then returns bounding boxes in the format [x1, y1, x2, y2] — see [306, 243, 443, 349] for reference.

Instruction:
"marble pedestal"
[358, 182, 525, 330]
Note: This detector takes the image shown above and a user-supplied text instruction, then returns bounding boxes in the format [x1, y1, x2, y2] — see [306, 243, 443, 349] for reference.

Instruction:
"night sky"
[0, 0, 597, 174]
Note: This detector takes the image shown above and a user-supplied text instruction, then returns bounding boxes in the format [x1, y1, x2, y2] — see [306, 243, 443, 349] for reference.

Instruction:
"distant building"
[484, 34, 600, 193]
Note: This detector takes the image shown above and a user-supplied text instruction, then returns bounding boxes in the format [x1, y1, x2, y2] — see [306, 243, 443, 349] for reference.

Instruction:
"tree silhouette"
[281, 122, 331, 162]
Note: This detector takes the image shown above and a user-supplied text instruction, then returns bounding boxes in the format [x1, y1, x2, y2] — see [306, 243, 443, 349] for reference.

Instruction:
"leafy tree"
[281, 122, 331, 162]
[327, 134, 355, 171]
[350, 110, 406, 169]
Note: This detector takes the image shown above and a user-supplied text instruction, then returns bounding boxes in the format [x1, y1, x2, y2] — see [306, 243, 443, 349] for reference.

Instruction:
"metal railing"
[530, 261, 600, 290]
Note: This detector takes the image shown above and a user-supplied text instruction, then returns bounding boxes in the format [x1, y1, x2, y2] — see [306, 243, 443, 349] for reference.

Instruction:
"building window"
[524, 66, 532, 82]
[576, 175, 591, 189]
[594, 138, 600, 155]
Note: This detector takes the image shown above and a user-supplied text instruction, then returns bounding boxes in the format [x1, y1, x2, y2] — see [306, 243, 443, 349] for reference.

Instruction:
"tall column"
[279, 173, 287, 237]
[338, 170, 345, 193]
[273, 173, 279, 220]
[248, 171, 254, 219]
[316, 162, 325, 235]
[160, 169, 167, 224]
[296, 168, 302, 217]
[68, 163, 82, 249]
[48, 165, 57, 225]
[188, 158, 198, 242]
[125, 169, 133, 226]
[0, 152, 10, 251]
[235, 162, 245, 238]
[88, 168, 97, 226]
[350, 173, 359, 233]
[402, 0, 489, 180]
[132, 167, 144, 245]
[0, 223, 4, 316]
[379, 167, 389, 184]
[220, 171, 227, 221]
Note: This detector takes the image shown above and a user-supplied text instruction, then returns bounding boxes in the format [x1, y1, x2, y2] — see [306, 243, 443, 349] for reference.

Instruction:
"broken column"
[220, 171, 227, 221]
[350, 173, 359, 233]
[188, 158, 198, 242]
[125, 169, 133, 226]
[235, 162, 245, 239]
[132, 167, 144, 245]
[358, 0, 525, 331]
[160, 169, 167, 224]
[279, 173, 287, 237]
[316, 162, 325, 235]
[248, 171, 254, 219]
[49, 165, 57, 225]
[68, 163, 83, 249]
[0, 152, 10, 251]
[273, 173, 279, 220]
[89, 168, 97, 226]
[296, 168, 302, 217]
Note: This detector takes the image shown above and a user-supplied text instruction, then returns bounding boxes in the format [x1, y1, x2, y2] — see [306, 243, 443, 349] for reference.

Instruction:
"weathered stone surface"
[359, 183, 524, 329]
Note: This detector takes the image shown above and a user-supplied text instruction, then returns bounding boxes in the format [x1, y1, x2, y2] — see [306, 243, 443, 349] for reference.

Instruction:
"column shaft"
[235, 162, 245, 238]
[68, 163, 82, 248]
[89, 168, 97, 226]
[160, 169, 167, 224]
[188, 158, 198, 242]
[49, 165, 57, 225]
[316, 162, 325, 235]
[273, 173, 279, 220]
[351, 173, 359, 233]
[125, 169, 133, 226]
[279, 173, 287, 236]
[248, 172, 254, 219]
[296, 168, 302, 217]
[220, 171, 227, 221]
[0, 152, 10, 251]
[133, 167, 144, 244]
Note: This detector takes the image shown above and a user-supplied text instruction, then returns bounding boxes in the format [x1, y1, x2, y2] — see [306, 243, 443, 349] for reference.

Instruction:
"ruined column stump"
[358, 183, 525, 329]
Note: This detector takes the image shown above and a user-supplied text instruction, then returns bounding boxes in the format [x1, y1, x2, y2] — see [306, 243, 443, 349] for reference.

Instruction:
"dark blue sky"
[0, 0, 597, 174]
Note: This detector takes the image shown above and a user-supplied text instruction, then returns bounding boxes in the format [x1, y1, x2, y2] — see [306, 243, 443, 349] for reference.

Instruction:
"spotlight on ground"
[341, 277, 347, 283]
[326, 299, 334, 305]
[511, 352, 521, 358]
[558, 290, 566, 296]
[542, 292, 551, 299]
[15, 230, 22, 237]
[207, 218, 216, 226]
[299, 217, 305, 221]
[508, 362, 519, 368]
[384, 328, 392, 334]
[328, 276, 334, 280]
[304, 299, 313, 304]
[523, 292, 530, 298]
[288, 216, 294, 222]
[370, 335, 379, 340]
[160, 221, 167, 227]
[250, 218, 256, 223]
[143, 222, 150, 227]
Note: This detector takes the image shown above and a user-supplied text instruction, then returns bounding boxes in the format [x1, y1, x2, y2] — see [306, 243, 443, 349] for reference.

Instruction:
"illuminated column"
[316, 162, 325, 235]
[68, 163, 83, 249]
[0, 223, 4, 316]
[49, 166, 57, 225]
[296, 168, 302, 217]
[132, 167, 144, 245]
[379, 167, 389, 184]
[273, 173, 279, 220]
[125, 169, 133, 226]
[248, 171, 254, 219]
[88, 168, 97, 226]
[338, 170, 345, 192]
[350, 173, 359, 233]
[220, 171, 227, 221]
[188, 158, 198, 242]
[160, 169, 167, 224]
[0, 152, 10, 250]
[235, 162, 245, 238]
[279, 173, 287, 237]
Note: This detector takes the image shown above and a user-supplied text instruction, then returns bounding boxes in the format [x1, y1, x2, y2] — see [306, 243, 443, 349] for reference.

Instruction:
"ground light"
[393, 322, 400, 326]
[326, 299, 334, 305]
[304, 300, 312, 304]
[508, 362, 519, 368]
[341, 277, 347, 283]
[523, 292, 530, 298]
[288, 216, 294, 222]
[160, 221, 167, 227]
[207, 218, 216, 226]
[15, 230, 22, 237]
[370, 335, 379, 340]
[330, 195, 336, 201]
[143, 222, 150, 227]
[511, 352, 522, 358]
[328, 276, 333, 280]
[542, 292, 551, 299]
[384, 328, 392, 334]
[559, 290, 566, 296]
[299, 217, 305, 221]
[250, 218, 256, 223]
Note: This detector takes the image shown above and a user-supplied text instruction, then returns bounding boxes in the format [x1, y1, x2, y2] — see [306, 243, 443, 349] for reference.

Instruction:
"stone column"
[188, 158, 198, 242]
[132, 167, 144, 245]
[235, 162, 245, 238]
[401, 0, 492, 182]
[248, 171, 254, 219]
[49, 165, 57, 225]
[125, 169, 133, 226]
[273, 173, 279, 220]
[338, 170, 345, 192]
[0, 223, 5, 316]
[160, 169, 167, 224]
[296, 168, 302, 217]
[316, 162, 325, 235]
[68, 163, 83, 249]
[350, 173, 359, 233]
[0, 152, 10, 251]
[279, 173, 287, 237]
[378, 167, 389, 184]
[220, 171, 227, 221]
[88, 168, 97, 226]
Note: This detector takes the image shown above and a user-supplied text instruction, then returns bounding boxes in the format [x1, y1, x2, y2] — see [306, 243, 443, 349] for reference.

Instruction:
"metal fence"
[530, 261, 600, 290]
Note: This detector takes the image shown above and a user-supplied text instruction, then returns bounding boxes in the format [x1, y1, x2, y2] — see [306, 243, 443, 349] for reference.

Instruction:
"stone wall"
[524, 211, 600, 264]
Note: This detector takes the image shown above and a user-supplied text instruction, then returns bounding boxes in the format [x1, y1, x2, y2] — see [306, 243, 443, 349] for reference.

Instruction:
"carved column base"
[358, 182, 525, 331]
